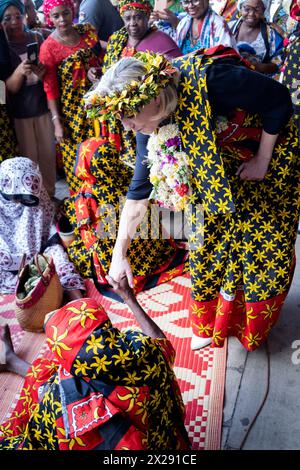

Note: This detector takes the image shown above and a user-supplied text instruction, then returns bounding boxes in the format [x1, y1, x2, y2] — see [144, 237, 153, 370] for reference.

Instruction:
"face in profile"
[121, 97, 163, 135]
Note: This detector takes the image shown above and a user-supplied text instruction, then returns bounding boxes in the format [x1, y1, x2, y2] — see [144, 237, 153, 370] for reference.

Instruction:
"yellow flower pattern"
[172, 50, 300, 350]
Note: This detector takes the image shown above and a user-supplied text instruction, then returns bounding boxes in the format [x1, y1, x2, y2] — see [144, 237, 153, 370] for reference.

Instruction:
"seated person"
[0, 157, 84, 299]
[0, 276, 191, 450]
[229, 0, 285, 77]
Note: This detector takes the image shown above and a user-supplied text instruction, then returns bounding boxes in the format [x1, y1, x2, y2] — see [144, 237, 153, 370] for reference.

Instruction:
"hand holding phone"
[26, 42, 39, 65]
[154, 0, 174, 11]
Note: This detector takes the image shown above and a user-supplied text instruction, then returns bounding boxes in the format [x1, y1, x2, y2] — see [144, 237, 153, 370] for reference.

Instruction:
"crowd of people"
[0, 0, 300, 450]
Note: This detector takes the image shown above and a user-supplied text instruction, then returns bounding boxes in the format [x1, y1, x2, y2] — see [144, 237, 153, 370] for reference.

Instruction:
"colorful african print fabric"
[0, 105, 17, 163]
[211, 0, 238, 21]
[101, 27, 137, 168]
[172, 47, 300, 351]
[57, 24, 102, 193]
[64, 137, 188, 292]
[119, 0, 152, 15]
[281, 31, 300, 137]
[0, 298, 190, 450]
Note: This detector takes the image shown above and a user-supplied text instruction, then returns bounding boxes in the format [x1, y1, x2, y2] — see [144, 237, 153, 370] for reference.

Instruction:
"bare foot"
[0, 324, 14, 372]
[0, 324, 30, 377]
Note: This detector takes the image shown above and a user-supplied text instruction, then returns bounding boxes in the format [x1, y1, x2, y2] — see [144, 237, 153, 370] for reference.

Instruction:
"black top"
[126, 59, 293, 201]
[0, 30, 12, 81]
[8, 31, 48, 119]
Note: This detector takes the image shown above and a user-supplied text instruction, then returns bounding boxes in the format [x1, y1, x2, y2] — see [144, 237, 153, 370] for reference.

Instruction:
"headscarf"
[0, 158, 54, 288]
[43, 0, 75, 28]
[0, 155, 42, 202]
[237, 0, 270, 11]
[0, 0, 24, 21]
[290, 0, 300, 20]
[119, 0, 152, 16]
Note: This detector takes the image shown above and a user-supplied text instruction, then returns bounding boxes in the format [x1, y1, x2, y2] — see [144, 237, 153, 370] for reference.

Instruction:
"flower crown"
[84, 52, 178, 121]
[119, 0, 152, 15]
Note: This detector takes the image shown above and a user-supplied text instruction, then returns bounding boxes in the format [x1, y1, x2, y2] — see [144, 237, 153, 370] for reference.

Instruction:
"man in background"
[79, 0, 124, 41]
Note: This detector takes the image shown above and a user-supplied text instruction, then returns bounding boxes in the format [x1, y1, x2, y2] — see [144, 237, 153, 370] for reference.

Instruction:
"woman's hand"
[150, 9, 179, 28]
[236, 154, 270, 181]
[87, 67, 101, 83]
[31, 63, 46, 80]
[149, 11, 160, 24]
[53, 118, 64, 144]
[109, 255, 134, 288]
[105, 275, 134, 302]
[16, 59, 33, 77]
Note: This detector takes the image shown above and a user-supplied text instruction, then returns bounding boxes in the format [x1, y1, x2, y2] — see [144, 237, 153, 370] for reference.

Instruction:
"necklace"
[147, 123, 192, 211]
[54, 29, 81, 47]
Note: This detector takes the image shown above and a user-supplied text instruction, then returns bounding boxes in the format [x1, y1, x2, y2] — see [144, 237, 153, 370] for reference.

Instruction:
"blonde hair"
[97, 56, 180, 121]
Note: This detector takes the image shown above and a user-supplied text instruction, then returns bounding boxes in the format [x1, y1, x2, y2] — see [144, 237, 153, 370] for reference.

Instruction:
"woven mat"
[0, 274, 227, 450]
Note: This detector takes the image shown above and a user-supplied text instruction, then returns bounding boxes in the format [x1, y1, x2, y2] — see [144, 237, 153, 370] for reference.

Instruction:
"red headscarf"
[43, 0, 75, 28]
[290, 0, 300, 21]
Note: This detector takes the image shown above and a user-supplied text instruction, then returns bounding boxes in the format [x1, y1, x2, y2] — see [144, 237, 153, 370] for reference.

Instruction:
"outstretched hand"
[109, 255, 134, 288]
[106, 275, 134, 303]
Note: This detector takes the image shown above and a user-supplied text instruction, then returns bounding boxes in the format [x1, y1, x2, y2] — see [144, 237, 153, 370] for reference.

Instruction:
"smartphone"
[27, 42, 39, 65]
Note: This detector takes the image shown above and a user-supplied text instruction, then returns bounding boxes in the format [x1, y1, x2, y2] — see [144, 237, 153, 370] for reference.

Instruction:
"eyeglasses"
[180, 0, 202, 7]
[2, 13, 23, 23]
[241, 5, 264, 14]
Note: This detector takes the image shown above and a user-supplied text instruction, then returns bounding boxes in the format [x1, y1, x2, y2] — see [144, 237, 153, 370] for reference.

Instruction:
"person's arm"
[109, 132, 152, 285]
[206, 60, 293, 134]
[39, 39, 64, 142]
[106, 275, 166, 338]
[206, 60, 294, 179]
[150, 9, 179, 29]
[109, 198, 149, 286]
[252, 61, 278, 74]
[47, 98, 64, 143]
[5, 59, 33, 94]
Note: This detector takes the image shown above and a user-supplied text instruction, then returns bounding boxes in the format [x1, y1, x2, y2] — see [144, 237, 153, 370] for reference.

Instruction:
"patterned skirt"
[281, 34, 300, 138]
[189, 117, 300, 350]
[57, 48, 98, 194]
[0, 106, 18, 163]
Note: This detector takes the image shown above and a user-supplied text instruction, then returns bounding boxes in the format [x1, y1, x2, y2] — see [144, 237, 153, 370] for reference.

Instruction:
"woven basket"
[15, 254, 63, 333]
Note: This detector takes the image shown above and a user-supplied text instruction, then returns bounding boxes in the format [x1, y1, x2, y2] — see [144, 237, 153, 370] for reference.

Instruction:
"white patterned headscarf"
[0, 157, 55, 293]
[237, 0, 270, 10]
[0, 156, 43, 204]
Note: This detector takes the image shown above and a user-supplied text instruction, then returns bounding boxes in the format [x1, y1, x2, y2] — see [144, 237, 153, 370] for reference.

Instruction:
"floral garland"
[147, 124, 192, 211]
[84, 52, 178, 121]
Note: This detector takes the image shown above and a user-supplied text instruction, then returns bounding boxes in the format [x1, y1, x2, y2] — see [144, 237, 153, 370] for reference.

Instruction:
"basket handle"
[34, 253, 52, 286]
[17, 253, 27, 279]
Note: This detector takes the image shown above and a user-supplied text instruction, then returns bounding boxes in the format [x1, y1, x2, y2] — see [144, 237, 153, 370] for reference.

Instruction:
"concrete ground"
[56, 178, 300, 450]
[222, 235, 300, 450]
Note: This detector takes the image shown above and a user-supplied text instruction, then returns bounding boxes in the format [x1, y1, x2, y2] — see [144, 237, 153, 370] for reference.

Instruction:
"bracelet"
[51, 114, 61, 122]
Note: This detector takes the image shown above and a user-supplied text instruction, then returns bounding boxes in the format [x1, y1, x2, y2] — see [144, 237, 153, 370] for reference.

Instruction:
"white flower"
[146, 124, 192, 211]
